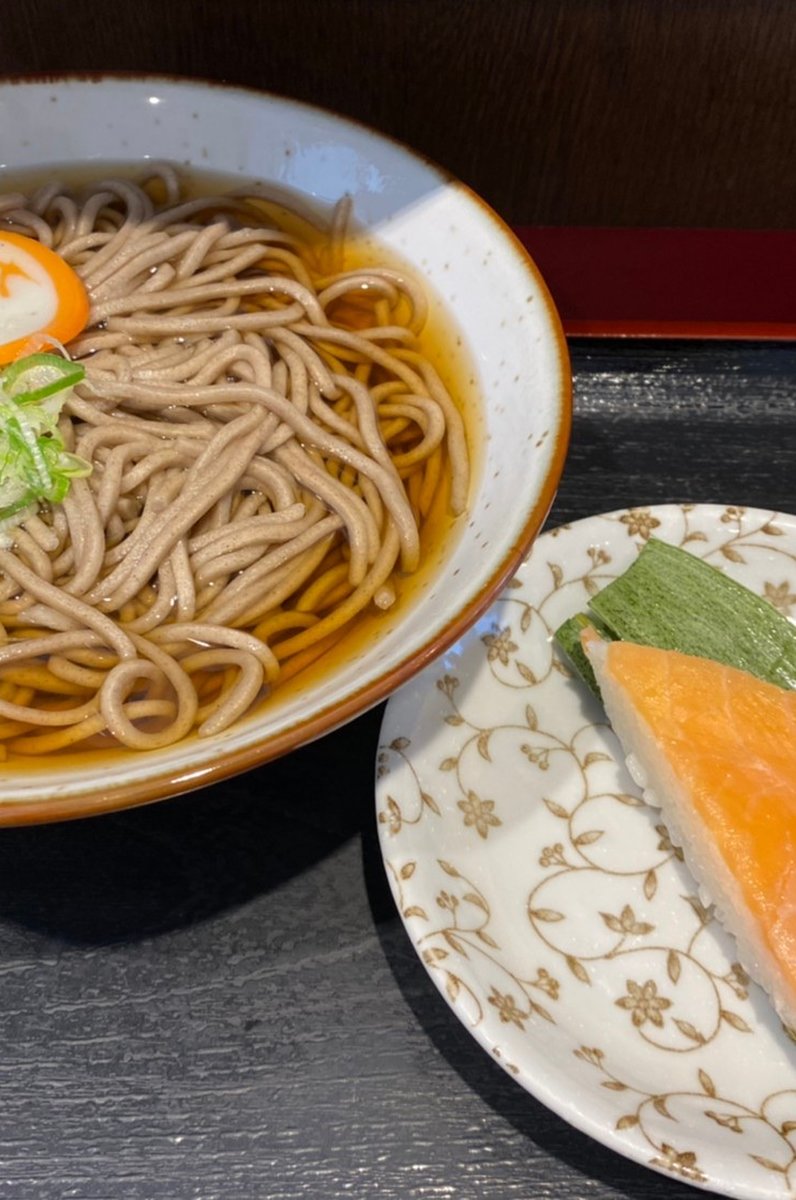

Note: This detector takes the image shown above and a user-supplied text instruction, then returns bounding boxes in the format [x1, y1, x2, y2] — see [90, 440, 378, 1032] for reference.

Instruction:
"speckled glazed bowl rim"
[0, 72, 571, 824]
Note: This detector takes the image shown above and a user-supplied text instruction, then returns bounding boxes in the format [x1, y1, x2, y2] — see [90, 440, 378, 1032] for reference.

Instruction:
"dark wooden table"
[0, 338, 792, 1198]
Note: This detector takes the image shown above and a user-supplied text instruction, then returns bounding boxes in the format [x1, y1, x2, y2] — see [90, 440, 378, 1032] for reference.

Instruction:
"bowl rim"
[0, 70, 572, 825]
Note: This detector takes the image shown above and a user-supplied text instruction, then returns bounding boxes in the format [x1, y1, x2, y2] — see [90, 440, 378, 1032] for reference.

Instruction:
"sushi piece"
[584, 630, 796, 1030]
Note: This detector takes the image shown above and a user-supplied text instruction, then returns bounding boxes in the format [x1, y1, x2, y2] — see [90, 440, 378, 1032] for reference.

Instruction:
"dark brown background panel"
[2, 0, 796, 227]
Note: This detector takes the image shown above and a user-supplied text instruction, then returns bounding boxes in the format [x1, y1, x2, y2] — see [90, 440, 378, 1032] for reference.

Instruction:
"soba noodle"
[0, 166, 469, 756]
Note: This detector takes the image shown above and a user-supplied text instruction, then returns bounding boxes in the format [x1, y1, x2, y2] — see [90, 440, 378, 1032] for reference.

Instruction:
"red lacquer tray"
[514, 228, 796, 339]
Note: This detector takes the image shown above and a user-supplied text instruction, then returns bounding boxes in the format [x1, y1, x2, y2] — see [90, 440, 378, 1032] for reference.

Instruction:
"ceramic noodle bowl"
[0, 76, 570, 821]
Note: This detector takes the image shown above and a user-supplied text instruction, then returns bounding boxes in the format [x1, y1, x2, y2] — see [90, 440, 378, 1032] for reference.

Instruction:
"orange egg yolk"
[0, 231, 89, 365]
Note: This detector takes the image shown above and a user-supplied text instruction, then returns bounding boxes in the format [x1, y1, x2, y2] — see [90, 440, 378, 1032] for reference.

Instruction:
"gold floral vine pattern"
[575, 1045, 796, 1188]
[386, 855, 561, 1030]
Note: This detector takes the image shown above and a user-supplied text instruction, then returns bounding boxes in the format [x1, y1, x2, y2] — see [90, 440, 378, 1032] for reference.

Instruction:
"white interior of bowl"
[0, 77, 567, 805]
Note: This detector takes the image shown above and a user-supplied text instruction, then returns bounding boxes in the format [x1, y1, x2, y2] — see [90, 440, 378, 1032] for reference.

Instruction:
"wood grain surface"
[0, 340, 791, 1198]
[2, 0, 796, 226]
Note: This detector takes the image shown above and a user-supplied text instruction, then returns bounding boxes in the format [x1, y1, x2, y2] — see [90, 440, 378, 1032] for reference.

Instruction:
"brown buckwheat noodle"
[0, 166, 469, 756]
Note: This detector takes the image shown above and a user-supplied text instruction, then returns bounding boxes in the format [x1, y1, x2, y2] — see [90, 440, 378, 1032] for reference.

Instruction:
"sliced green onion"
[1, 353, 85, 405]
[0, 351, 91, 534]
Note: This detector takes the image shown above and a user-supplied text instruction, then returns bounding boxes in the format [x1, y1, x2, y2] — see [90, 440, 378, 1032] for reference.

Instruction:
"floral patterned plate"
[376, 504, 796, 1198]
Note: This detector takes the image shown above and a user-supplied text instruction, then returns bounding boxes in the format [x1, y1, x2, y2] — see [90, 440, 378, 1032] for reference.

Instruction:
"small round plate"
[376, 503, 796, 1198]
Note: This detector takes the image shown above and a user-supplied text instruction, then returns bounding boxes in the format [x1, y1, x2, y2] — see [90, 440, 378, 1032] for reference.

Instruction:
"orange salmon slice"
[584, 632, 796, 1029]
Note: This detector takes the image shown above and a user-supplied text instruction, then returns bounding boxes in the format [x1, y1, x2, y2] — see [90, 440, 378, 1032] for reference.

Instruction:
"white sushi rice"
[586, 635, 796, 1034]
